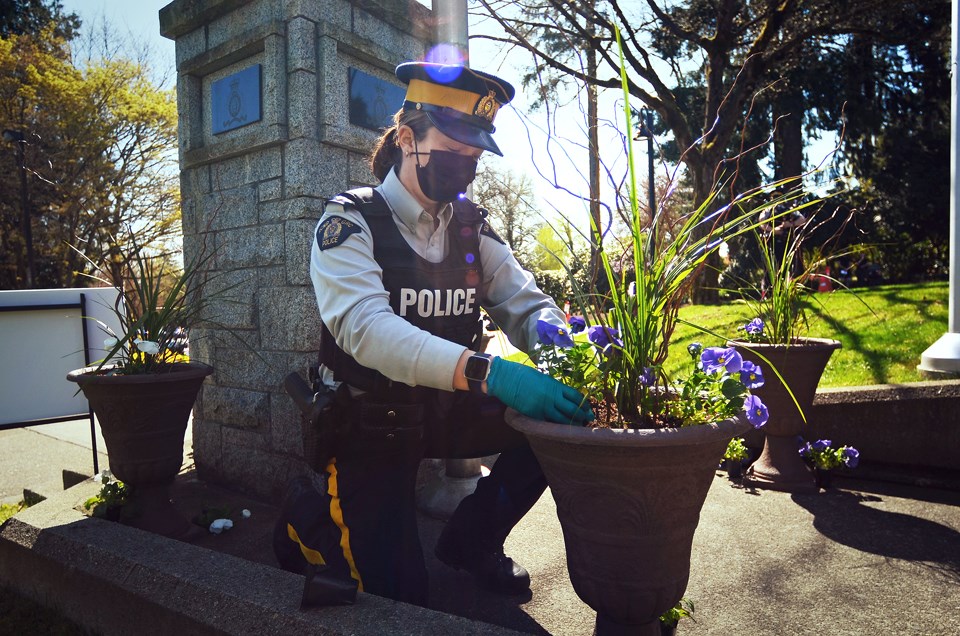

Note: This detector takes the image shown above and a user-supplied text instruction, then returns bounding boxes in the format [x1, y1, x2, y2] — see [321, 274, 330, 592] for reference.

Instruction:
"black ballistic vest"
[319, 188, 486, 399]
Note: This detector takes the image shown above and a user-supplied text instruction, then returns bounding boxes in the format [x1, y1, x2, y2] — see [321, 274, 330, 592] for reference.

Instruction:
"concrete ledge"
[740, 380, 960, 473]
[810, 381, 960, 470]
[0, 481, 521, 636]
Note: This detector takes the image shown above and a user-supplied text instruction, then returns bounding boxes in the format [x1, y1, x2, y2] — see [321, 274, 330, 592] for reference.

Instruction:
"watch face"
[464, 355, 491, 382]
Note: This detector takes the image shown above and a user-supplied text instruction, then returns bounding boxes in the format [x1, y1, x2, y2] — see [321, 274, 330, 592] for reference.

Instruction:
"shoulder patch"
[316, 216, 362, 250]
[479, 221, 505, 245]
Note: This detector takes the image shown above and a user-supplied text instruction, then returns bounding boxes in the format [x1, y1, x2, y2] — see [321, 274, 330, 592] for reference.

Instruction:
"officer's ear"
[396, 124, 415, 157]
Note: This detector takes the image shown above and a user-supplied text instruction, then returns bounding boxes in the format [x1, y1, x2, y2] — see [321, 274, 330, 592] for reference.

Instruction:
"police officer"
[278, 61, 593, 607]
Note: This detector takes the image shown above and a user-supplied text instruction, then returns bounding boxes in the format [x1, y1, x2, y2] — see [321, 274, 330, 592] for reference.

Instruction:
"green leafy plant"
[83, 475, 132, 520]
[723, 437, 749, 463]
[799, 438, 860, 471]
[659, 597, 695, 628]
[70, 228, 244, 375]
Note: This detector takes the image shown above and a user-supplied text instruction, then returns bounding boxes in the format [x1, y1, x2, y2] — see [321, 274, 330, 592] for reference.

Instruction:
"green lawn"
[664, 281, 949, 387]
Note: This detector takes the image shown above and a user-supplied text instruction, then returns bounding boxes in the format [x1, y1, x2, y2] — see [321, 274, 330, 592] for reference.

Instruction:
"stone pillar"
[160, 0, 431, 499]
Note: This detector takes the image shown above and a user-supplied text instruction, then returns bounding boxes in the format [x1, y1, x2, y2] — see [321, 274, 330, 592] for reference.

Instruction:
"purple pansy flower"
[568, 316, 586, 333]
[639, 367, 655, 386]
[743, 395, 769, 428]
[700, 346, 743, 375]
[841, 447, 860, 468]
[799, 441, 813, 458]
[588, 325, 622, 349]
[744, 317, 765, 336]
[739, 360, 764, 389]
[536, 320, 575, 348]
[812, 439, 832, 452]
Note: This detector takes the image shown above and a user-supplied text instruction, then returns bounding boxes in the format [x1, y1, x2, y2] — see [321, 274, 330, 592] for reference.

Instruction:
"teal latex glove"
[487, 358, 594, 425]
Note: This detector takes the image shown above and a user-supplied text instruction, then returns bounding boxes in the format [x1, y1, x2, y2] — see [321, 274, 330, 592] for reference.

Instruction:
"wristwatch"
[463, 352, 493, 394]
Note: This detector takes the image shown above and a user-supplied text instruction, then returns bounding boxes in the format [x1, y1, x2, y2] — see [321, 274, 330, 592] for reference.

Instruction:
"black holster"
[284, 371, 339, 471]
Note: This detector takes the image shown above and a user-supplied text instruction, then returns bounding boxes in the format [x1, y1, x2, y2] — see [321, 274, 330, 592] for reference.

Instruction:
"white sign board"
[0, 288, 124, 426]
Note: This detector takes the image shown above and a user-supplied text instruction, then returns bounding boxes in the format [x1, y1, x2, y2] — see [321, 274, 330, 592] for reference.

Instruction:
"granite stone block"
[211, 146, 283, 191]
[287, 17, 316, 73]
[217, 223, 285, 270]
[206, 0, 279, 52]
[180, 165, 210, 198]
[285, 219, 319, 285]
[257, 177, 282, 202]
[285, 137, 348, 198]
[203, 385, 270, 430]
[258, 286, 322, 352]
[258, 196, 325, 224]
[352, 6, 407, 58]
[214, 347, 292, 392]
[190, 415, 223, 464]
[256, 264, 288, 288]
[200, 185, 258, 231]
[284, 0, 351, 30]
[200, 267, 258, 330]
[287, 69, 318, 140]
[269, 393, 304, 455]
[263, 34, 287, 130]
[349, 150, 377, 187]
[175, 25, 207, 68]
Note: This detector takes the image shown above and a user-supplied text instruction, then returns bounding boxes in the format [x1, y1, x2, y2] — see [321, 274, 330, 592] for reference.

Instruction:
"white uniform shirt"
[310, 167, 565, 392]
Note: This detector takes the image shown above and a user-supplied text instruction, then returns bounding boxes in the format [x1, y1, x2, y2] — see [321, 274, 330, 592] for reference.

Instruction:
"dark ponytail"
[369, 109, 433, 182]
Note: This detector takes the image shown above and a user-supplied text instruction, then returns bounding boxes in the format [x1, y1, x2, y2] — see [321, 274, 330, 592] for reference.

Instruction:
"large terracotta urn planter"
[507, 411, 750, 636]
[67, 362, 213, 539]
[728, 338, 840, 494]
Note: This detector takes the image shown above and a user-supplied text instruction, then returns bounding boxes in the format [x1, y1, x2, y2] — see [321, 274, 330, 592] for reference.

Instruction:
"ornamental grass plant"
[527, 28, 813, 430]
[70, 228, 244, 375]
[728, 184, 866, 346]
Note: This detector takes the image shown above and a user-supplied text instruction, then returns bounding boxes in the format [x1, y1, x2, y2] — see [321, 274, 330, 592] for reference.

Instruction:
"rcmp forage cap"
[396, 61, 515, 156]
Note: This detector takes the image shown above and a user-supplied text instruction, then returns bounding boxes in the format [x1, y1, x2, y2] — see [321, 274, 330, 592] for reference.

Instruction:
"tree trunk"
[773, 82, 804, 183]
[689, 159, 721, 305]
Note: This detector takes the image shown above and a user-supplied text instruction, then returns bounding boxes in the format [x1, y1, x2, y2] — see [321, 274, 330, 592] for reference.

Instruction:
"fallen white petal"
[209, 518, 231, 534]
[134, 339, 161, 355]
[241, 509, 251, 519]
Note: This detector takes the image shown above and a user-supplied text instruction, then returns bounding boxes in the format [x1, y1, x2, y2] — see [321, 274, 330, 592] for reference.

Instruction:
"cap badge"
[474, 90, 500, 122]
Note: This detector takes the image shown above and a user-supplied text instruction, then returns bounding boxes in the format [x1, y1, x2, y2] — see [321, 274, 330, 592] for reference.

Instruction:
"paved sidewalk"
[4, 421, 959, 635]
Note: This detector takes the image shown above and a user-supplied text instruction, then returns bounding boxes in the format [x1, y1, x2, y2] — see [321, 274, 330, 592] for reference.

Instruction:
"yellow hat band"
[405, 79, 500, 123]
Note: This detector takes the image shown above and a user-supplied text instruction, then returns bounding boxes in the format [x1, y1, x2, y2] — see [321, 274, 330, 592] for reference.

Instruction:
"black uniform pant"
[277, 390, 547, 607]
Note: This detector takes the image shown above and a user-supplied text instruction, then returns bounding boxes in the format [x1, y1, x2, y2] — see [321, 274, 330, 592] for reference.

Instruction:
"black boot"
[435, 517, 531, 595]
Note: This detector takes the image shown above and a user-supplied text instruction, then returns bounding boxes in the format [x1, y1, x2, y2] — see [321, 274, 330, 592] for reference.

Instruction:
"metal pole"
[918, 0, 960, 376]
[646, 110, 656, 221]
[419, 0, 484, 518]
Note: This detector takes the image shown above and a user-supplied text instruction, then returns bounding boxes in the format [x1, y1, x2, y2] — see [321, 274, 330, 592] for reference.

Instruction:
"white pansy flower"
[134, 339, 161, 355]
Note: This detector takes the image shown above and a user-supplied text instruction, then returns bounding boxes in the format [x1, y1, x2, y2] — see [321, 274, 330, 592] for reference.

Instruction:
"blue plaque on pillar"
[349, 68, 405, 131]
[212, 65, 262, 134]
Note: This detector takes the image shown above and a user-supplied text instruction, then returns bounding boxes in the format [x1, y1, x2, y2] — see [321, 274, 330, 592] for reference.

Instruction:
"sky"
[58, 0, 626, 233]
[57, 1, 835, 236]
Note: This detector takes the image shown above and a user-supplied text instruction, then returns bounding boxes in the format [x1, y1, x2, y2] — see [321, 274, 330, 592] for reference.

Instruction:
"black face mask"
[412, 144, 478, 203]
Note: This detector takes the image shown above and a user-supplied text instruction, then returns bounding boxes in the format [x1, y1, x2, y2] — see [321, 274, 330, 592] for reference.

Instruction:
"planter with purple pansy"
[729, 323, 842, 494]
[798, 437, 860, 489]
[500, 37, 786, 634]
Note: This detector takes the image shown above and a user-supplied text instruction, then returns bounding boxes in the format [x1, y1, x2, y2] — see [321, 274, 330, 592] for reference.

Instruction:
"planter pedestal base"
[743, 435, 816, 494]
[594, 613, 660, 636]
[125, 485, 204, 542]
